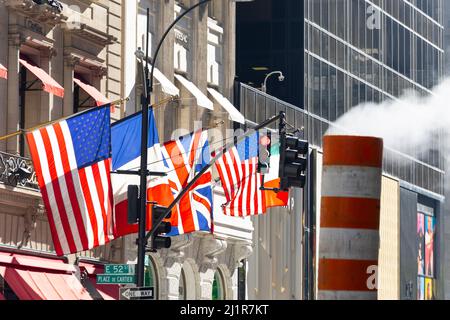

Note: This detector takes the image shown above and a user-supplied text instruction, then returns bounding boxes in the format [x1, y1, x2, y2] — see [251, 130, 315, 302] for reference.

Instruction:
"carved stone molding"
[64, 54, 81, 68]
[18, 203, 45, 249]
[64, 24, 117, 46]
[91, 65, 108, 78]
[160, 235, 193, 267]
[5, 0, 67, 27]
[227, 242, 253, 273]
[198, 237, 228, 273]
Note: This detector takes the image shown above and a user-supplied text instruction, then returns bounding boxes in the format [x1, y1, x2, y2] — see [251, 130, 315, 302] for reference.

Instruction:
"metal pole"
[136, 7, 151, 288]
[136, 0, 212, 288]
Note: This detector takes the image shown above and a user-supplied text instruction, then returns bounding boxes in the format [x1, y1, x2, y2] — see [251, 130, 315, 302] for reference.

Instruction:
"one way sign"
[120, 287, 154, 300]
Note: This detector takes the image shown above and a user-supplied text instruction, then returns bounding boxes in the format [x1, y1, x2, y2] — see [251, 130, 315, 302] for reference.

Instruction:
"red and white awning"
[0, 63, 7, 79]
[74, 77, 111, 107]
[0, 251, 92, 300]
[19, 58, 64, 98]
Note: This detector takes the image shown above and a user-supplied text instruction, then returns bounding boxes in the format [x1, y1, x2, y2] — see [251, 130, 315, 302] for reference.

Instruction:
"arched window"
[179, 268, 187, 300]
[212, 269, 225, 301]
[145, 255, 158, 299]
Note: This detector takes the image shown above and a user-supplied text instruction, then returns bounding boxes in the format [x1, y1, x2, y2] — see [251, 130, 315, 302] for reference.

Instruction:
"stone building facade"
[0, 0, 253, 300]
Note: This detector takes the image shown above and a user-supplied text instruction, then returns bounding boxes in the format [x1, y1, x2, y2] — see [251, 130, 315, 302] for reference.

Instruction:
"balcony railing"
[0, 151, 39, 190]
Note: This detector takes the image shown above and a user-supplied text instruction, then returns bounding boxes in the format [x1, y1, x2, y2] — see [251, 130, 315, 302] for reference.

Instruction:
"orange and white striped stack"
[318, 136, 383, 300]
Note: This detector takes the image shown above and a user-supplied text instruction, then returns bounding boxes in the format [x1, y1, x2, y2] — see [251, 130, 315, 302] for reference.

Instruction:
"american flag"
[216, 132, 266, 217]
[26, 106, 114, 256]
[161, 130, 213, 236]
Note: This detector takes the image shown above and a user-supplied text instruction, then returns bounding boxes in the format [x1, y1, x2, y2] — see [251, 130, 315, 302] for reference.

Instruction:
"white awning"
[174, 74, 214, 110]
[207, 88, 245, 124]
[152, 66, 179, 97]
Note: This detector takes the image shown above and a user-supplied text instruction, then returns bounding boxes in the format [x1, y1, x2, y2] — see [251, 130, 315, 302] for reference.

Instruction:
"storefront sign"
[174, 29, 188, 44]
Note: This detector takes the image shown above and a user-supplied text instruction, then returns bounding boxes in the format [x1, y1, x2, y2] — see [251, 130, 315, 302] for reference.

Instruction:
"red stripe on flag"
[237, 161, 247, 217]
[40, 128, 77, 254]
[91, 163, 109, 245]
[78, 168, 100, 248]
[26, 132, 63, 255]
[53, 123, 89, 251]
[104, 159, 114, 242]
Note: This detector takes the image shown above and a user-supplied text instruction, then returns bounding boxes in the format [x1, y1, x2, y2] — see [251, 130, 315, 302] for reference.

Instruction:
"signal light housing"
[279, 134, 308, 190]
[151, 205, 172, 250]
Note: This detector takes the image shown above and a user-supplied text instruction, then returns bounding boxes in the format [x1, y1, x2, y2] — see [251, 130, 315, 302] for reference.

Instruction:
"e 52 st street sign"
[120, 287, 154, 300]
[105, 264, 136, 275]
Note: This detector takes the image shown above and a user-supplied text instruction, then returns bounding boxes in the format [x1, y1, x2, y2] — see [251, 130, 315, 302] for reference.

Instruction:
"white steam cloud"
[327, 78, 450, 159]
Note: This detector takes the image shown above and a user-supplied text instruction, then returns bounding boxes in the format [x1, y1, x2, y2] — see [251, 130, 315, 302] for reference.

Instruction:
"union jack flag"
[26, 106, 114, 256]
[161, 130, 213, 236]
[216, 132, 266, 217]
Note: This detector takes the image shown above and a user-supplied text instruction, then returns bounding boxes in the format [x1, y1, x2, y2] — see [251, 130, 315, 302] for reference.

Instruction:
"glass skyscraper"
[237, 0, 445, 195]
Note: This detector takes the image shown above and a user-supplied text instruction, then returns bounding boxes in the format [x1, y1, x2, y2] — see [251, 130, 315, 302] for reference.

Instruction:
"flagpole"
[0, 97, 130, 142]
[135, 0, 213, 289]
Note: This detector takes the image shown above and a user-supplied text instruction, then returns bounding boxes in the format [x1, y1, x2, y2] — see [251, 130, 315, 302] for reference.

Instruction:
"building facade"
[237, 0, 446, 300]
[0, 0, 251, 300]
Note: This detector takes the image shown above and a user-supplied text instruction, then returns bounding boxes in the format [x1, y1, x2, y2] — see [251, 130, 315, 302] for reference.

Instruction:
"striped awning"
[0, 63, 7, 79]
[0, 251, 92, 300]
[174, 74, 214, 110]
[74, 77, 111, 107]
[19, 58, 64, 98]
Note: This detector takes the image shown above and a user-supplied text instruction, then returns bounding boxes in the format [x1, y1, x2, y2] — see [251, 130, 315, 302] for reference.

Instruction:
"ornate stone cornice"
[5, 0, 68, 26]
[64, 23, 117, 46]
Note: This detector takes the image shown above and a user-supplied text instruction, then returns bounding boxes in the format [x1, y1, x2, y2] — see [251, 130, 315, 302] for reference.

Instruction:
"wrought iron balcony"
[0, 151, 39, 190]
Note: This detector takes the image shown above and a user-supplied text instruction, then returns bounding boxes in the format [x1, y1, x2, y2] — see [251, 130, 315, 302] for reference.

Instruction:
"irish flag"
[263, 141, 289, 208]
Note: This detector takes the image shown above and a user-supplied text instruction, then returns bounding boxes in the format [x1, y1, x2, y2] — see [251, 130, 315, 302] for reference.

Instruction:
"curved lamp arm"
[262, 71, 285, 93]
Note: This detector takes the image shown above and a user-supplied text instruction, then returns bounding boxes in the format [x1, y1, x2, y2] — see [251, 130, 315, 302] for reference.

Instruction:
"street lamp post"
[136, 0, 254, 288]
[261, 71, 285, 93]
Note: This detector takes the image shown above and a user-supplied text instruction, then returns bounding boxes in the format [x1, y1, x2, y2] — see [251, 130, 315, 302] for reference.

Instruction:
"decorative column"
[6, 33, 22, 155]
[39, 47, 57, 123]
[155, 0, 176, 141]
[63, 55, 78, 116]
[197, 237, 227, 300]
[159, 236, 193, 300]
[226, 242, 253, 300]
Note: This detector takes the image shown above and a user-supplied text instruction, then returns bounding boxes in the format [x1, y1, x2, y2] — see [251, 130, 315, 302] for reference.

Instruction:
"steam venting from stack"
[326, 78, 450, 159]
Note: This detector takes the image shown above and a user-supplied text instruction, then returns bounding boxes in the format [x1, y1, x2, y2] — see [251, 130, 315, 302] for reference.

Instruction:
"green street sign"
[105, 264, 136, 275]
[97, 274, 136, 285]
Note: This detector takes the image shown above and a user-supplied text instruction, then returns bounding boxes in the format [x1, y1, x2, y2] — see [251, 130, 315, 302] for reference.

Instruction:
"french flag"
[111, 110, 173, 237]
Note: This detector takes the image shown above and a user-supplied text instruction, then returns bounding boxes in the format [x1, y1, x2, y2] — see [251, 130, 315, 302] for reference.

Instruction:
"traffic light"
[151, 205, 172, 250]
[258, 132, 271, 175]
[279, 134, 309, 190]
[127, 185, 140, 224]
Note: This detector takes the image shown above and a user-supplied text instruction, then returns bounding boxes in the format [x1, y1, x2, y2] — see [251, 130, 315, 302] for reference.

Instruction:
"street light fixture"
[135, 0, 255, 288]
[262, 71, 285, 93]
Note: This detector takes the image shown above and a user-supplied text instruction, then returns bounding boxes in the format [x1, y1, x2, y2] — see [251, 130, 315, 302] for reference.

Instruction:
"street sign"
[105, 264, 136, 275]
[120, 287, 154, 300]
[97, 274, 136, 285]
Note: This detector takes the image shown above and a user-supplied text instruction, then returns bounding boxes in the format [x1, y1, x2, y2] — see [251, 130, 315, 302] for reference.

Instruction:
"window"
[179, 268, 187, 300]
[0, 276, 19, 300]
[212, 269, 225, 301]
[145, 256, 158, 299]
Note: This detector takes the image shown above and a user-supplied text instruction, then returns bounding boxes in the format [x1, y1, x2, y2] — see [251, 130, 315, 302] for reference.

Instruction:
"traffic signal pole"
[136, 0, 213, 288]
